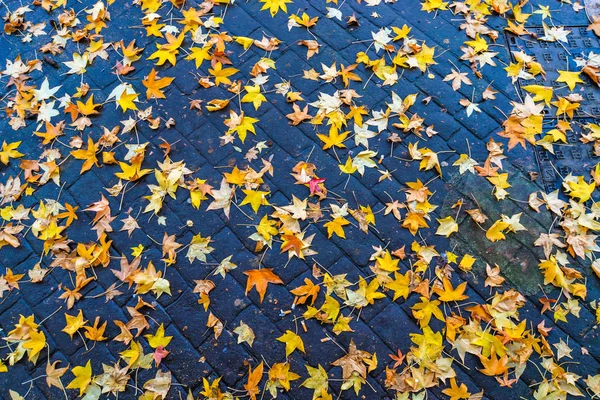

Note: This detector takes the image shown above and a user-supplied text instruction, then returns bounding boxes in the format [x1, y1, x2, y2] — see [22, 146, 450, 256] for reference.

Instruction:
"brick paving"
[1, 0, 600, 399]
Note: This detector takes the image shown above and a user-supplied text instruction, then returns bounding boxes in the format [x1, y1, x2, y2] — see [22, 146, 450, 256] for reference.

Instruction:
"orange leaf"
[243, 268, 283, 302]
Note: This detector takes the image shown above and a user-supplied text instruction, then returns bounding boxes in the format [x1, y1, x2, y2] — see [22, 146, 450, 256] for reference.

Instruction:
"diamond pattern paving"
[2, 0, 600, 400]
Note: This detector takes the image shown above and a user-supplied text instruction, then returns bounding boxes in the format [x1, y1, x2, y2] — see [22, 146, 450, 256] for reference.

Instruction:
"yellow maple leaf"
[435, 216, 459, 237]
[301, 365, 329, 398]
[131, 244, 144, 257]
[564, 175, 595, 203]
[339, 157, 357, 174]
[148, 47, 178, 66]
[71, 137, 99, 173]
[115, 161, 152, 181]
[185, 45, 212, 68]
[22, 329, 46, 361]
[0, 141, 24, 165]
[144, 323, 172, 348]
[260, 0, 292, 16]
[422, 0, 448, 12]
[62, 310, 88, 339]
[433, 277, 468, 302]
[76, 95, 101, 116]
[277, 330, 305, 357]
[391, 24, 411, 41]
[522, 85, 553, 106]
[486, 220, 510, 242]
[414, 43, 436, 71]
[66, 360, 92, 396]
[317, 127, 348, 150]
[120, 340, 141, 367]
[412, 296, 445, 327]
[556, 70, 584, 91]
[235, 36, 255, 50]
[209, 62, 239, 86]
[465, 34, 488, 53]
[240, 189, 270, 213]
[323, 216, 350, 239]
[117, 91, 139, 112]
[241, 85, 267, 110]
[442, 378, 471, 400]
[385, 271, 411, 300]
[375, 250, 399, 272]
[142, 69, 174, 99]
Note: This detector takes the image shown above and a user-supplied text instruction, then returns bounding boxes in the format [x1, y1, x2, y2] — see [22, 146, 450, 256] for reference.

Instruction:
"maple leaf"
[286, 103, 312, 125]
[244, 268, 284, 302]
[240, 189, 270, 213]
[83, 316, 107, 342]
[185, 45, 211, 68]
[443, 69, 472, 90]
[62, 309, 88, 339]
[277, 330, 305, 357]
[71, 137, 99, 173]
[402, 211, 429, 235]
[442, 378, 471, 400]
[301, 365, 329, 399]
[453, 154, 478, 174]
[214, 255, 237, 278]
[142, 69, 174, 99]
[323, 216, 350, 238]
[241, 85, 266, 110]
[433, 277, 468, 302]
[563, 175, 595, 203]
[339, 157, 358, 175]
[260, 0, 292, 16]
[290, 278, 320, 305]
[266, 362, 300, 397]
[46, 360, 69, 389]
[412, 296, 445, 327]
[186, 234, 214, 263]
[435, 216, 459, 237]
[244, 362, 264, 400]
[485, 264, 505, 288]
[522, 85, 553, 106]
[63, 52, 88, 75]
[340, 64, 362, 87]
[317, 127, 349, 150]
[385, 271, 411, 300]
[117, 91, 139, 112]
[346, 276, 385, 308]
[225, 110, 259, 143]
[209, 62, 239, 86]
[479, 351, 509, 376]
[556, 70, 584, 91]
[34, 121, 64, 145]
[144, 324, 172, 349]
[120, 340, 142, 367]
[280, 230, 316, 259]
[299, 40, 320, 59]
[75, 94, 100, 117]
[22, 329, 46, 361]
[206, 178, 234, 218]
[332, 339, 375, 382]
[486, 220, 510, 242]
[234, 321, 255, 346]
[375, 250, 399, 272]
[0, 141, 24, 165]
[66, 360, 92, 396]
[144, 370, 172, 398]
